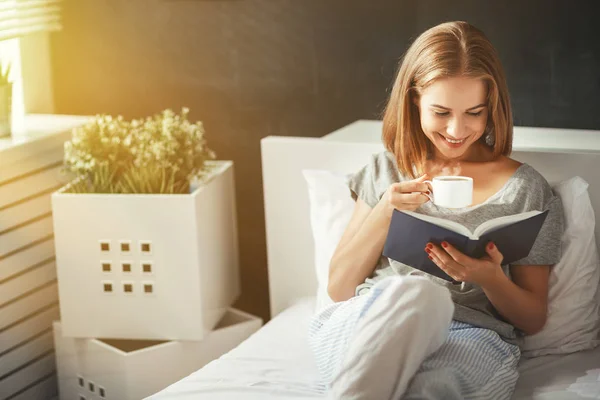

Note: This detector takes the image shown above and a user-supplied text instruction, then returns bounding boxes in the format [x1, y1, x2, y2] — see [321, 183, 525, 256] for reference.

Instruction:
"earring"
[484, 127, 495, 147]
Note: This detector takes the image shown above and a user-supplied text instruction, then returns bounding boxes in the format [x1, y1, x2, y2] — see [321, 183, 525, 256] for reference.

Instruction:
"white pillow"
[522, 176, 600, 356]
[302, 170, 354, 311]
[303, 170, 600, 355]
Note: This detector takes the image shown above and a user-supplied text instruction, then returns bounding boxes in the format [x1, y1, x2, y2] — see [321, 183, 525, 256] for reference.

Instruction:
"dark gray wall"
[51, 0, 600, 321]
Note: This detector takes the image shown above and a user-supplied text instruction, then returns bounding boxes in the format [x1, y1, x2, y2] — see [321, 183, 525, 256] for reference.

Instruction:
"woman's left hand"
[425, 241, 505, 287]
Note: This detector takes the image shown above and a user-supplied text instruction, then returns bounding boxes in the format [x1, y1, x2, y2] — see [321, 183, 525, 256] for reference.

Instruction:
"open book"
[382, 209, 549, 283]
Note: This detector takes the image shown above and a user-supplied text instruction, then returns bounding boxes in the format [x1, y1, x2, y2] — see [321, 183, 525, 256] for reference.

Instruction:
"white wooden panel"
[0, 165, 65, 209]
[0, 305, 59, 354]
[10, 375, 57, 400]
[0, 114, 87, 400]
[323, 119, 600, 155]
[0, 193, 52, 232]
[0, 352, 55, 399]
[0, 217, 54, 258]
[0, 283, 58, 329]
[323, 119, 382, 142]
[0, 239, 55, 281]
[0, 262, 56, 306]
[261, 137, 384, 316]
[0, 330, 54, 378]
[512, 151, 600, 244]
[0, 146, 63, 185]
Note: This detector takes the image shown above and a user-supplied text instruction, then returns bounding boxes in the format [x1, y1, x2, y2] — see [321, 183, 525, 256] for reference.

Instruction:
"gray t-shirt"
[348, 151, 564, 346]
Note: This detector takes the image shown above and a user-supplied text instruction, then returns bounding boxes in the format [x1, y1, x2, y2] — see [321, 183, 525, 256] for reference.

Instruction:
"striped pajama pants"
[308, 276, 521, 400]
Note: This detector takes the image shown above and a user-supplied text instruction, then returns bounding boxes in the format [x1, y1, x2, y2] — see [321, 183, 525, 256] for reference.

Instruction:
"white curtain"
[0, 0, 61, 42]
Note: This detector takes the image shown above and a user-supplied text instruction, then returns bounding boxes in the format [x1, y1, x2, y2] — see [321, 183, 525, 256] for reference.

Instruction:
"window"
[0, 1, 62, 132]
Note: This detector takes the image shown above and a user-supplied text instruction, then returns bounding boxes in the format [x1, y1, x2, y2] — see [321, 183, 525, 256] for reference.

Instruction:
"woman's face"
[416, 76, 489, 161]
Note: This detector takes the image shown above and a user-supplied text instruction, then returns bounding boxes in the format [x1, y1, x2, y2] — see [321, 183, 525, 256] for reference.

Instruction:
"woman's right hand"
[380, 174, 431, 216]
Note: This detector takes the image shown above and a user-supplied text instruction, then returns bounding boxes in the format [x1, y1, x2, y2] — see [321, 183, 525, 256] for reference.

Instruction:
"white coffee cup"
[424, 176, 473, 208]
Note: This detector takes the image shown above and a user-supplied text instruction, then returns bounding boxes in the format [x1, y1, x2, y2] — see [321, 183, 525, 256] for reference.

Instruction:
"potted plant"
[51, 108, 240, 341]
[0, 62, 12, 138]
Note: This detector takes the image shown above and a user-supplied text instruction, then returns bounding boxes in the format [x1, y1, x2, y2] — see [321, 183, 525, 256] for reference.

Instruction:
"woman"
[308, 21, 564, 400]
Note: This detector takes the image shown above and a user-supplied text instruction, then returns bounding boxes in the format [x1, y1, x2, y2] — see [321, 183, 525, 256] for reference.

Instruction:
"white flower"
[63, 108, 214, 194]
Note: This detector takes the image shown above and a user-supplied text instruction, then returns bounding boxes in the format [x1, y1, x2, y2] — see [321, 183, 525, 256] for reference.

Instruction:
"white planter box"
[53, 308, 262, 400]
[51, 161, 240, 341]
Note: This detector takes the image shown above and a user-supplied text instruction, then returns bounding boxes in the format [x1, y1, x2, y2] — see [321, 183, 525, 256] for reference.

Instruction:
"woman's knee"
[379, 276, 452, 307]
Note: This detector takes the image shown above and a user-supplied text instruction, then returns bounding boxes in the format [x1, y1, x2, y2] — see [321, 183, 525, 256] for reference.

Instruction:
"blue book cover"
[382, 209, 550, 283]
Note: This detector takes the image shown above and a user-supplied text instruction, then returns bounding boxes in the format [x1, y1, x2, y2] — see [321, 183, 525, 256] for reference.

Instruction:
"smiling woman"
[417, 76, 490, 157]
[382, 21, 513, 178]
[313, 21, 565, 400]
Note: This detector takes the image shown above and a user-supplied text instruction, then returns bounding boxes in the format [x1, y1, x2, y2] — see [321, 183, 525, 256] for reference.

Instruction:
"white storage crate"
[53, 308, 262, 400]
[51, 161, 240, 341]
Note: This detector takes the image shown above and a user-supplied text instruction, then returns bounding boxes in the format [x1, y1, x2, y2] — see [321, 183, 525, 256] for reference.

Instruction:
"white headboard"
[261, 120, 600, 318]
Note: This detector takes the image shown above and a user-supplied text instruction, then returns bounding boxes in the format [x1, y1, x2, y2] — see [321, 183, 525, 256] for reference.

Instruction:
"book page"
[474, 210, 543, 238]
[401, 211, 473, 237]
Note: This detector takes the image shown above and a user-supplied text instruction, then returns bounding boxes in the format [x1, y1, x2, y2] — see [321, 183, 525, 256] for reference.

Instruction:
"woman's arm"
[328, 177, 430, 302]
[327, 197, 393, 302]
[427, 242, 550, 335]
[481, 265, 550, 335]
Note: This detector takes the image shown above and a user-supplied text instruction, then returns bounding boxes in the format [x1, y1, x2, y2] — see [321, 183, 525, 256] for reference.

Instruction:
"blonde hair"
[382, 21, 513, 178]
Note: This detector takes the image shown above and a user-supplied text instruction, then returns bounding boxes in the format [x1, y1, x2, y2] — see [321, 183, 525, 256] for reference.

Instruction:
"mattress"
[148, 298, 600, 399]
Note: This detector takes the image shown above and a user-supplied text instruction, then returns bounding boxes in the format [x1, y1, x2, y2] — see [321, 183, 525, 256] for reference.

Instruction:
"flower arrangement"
[63, 108, 216, 194]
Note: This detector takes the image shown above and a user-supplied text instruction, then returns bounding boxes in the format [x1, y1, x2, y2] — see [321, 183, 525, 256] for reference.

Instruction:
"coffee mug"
[424, 176, 473, 208]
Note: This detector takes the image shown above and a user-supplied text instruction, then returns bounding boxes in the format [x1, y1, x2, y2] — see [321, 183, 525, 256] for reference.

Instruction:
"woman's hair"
[382, 21, 513, 178]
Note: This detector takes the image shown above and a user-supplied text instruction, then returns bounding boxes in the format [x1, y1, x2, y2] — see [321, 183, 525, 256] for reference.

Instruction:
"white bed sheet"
[148, 298, 600, 400]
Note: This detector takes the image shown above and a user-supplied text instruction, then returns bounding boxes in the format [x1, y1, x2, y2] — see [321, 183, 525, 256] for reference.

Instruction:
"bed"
[148, 120, 600, 399]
